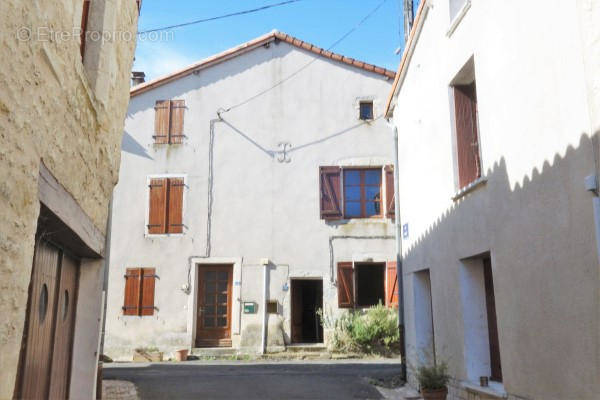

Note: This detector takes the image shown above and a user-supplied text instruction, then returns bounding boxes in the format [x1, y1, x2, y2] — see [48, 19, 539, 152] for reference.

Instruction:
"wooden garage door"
[17, 240, 79, 400]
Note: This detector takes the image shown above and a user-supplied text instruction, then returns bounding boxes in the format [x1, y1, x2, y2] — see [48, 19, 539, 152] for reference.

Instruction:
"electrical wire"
[220, 0, 389, 114]
[138, 0, 303, 34]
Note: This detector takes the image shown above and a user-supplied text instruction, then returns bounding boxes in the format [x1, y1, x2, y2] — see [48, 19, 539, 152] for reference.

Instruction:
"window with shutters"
[123, 268, 156, 316]
[344, 168, 382, 218]
[154, 100, 186, 144]
[337, 261, 398, 309]
[453, 80, 481, 189]
[80, 0, 91, 60]
[320, 166, 394, 220]
[147, 177, 185, 235]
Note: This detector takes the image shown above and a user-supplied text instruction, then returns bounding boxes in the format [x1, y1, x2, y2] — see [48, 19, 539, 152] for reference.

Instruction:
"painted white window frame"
[144, 173, 188, 237]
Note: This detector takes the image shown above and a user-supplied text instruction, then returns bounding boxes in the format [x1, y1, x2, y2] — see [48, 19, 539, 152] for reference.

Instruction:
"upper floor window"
[154, 100, 186, 144]
[359, 101, 374, 120]
[453, 81, 481, 189]
[344, 169, 381, 218]
[319, 166, 395, 220]
[147, 177, 184, 234]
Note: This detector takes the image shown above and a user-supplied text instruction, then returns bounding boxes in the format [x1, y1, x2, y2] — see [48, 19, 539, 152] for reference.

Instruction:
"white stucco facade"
[105, 34, 398, 359]
[388, 1, 600, 400]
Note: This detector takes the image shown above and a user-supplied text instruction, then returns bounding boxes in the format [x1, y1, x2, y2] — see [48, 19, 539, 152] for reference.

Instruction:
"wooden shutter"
[80, 0, 91, 59]
[319, 166, 342, 220]
[167, 178, 184, 234]
[169, 100, 185, 144]
[148, 178, 167, 234]
[141, 268, 156, 316]
[337, 262, 354, 308]
[454, 83, 481, 189]
[154, 100, 170, 144]
[386, 261, 398, 307]
[123, 268, 141, 315]
[385, 165, 395, 219]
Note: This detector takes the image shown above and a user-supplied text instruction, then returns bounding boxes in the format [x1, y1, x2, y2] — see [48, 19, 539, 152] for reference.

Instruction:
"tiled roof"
[130, 30, 396, 97]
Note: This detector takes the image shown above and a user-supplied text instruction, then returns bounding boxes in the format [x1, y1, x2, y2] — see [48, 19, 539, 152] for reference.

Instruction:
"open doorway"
[291, 279, 323, 343]
[355, 262, 386, 307]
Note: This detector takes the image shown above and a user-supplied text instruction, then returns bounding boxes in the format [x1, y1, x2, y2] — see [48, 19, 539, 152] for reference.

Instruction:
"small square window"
[359, 102, 374, 120]
[266, 300, 278, 314]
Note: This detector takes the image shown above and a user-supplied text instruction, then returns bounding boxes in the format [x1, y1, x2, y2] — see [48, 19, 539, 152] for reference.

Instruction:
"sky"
[133, 0, 419, 81]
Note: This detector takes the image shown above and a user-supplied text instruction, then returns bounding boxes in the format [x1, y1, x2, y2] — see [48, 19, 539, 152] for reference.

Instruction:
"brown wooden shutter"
[386, 261, 398, 307]
[123, 268, 141, 315]
[385, 165, 395, 219]
[141, 268, 156, 316]
[167, 178, 184, 234]
[148, 178, 167, 234]
[169, 100, 185, 144]
[454, 83, 481, 189]
[319, 166, 342, 220]
[337, 262, 354, 308]
[154, 100, 170, 144]
[80, 0, 91, 59]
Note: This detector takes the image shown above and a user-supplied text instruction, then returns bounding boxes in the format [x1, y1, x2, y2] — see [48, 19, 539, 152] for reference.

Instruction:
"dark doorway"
[291, 279, 323, 343]
[483, 257, 502, 382]
[355, 263, 385, 307]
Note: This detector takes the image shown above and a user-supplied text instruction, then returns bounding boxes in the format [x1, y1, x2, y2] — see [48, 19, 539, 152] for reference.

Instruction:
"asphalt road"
[104, 360, 402, 400]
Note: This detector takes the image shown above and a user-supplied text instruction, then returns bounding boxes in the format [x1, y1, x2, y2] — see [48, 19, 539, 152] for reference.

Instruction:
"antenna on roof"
[403, 0, 415, 43]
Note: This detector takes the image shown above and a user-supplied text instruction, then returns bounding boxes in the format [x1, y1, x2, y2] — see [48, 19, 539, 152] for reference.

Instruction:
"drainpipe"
[393, 126, 406, 380]
[261, 258, 269, 355]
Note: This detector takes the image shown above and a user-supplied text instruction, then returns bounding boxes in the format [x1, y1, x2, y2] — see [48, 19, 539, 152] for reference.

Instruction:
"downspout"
[261, 260, 269, 355]
[393, 126, 406, 380]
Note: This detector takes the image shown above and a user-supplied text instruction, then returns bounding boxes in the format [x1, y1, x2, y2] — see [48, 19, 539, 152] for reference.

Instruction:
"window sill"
[452, 176, 487, 201]
[461, 381, 507, 399]
[447, 0, 472, 37]
[145, 233, 185, 238]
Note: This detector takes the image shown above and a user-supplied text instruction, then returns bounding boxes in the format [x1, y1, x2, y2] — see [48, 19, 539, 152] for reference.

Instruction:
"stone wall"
[0, 0, 137, 397]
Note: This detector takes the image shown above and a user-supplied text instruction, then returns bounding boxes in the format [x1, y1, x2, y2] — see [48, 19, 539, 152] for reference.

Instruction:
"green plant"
[319, 302, 400, 353]
[415, 362, 450, 390]
[134, 346, 159, 353]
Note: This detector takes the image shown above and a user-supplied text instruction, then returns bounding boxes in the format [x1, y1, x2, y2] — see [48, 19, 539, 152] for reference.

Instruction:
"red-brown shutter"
[319, 166, 342, 220]
[385, 165, 395, 219]
[123, 268, 140, 315]
[454, 83, 481, 189]
[169, 100, 185, 144]
[154, 100, 170, 144]
[337, 262, 354, 308]
[386, 261, 398, 307]
[167, 178, 184, 234]
[141, 268, 156, 316]
[80, 0, 91, 59]
[148, 178, 167, 234]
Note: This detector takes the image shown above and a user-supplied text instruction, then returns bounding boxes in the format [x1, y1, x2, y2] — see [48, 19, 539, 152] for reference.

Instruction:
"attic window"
[359, 101, 374, 120]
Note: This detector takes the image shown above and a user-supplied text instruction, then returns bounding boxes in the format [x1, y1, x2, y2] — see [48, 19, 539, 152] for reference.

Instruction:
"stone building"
[104, 31, 400, 358]
[386, 1, 600, 399]
[0, 0, 139, 398]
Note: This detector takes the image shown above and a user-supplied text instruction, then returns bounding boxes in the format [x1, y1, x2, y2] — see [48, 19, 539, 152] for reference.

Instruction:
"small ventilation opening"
[359, 101, 374, 120]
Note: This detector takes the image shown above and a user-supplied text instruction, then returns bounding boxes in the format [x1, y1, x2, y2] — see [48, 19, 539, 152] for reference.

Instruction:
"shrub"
[318, 302, 400, 353]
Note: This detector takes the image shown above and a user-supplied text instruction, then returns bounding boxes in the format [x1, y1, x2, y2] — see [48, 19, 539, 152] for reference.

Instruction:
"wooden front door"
[17, 240, 79, 399]
[195, 265, 233, 347]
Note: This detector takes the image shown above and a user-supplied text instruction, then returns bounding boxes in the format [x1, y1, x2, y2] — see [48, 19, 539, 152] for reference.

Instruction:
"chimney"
[131, 71, 145, 86]
[403, 0, 414, 43]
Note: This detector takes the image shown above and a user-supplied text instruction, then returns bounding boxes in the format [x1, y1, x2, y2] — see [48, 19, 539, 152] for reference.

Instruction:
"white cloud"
[133, 42, 197, 81]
